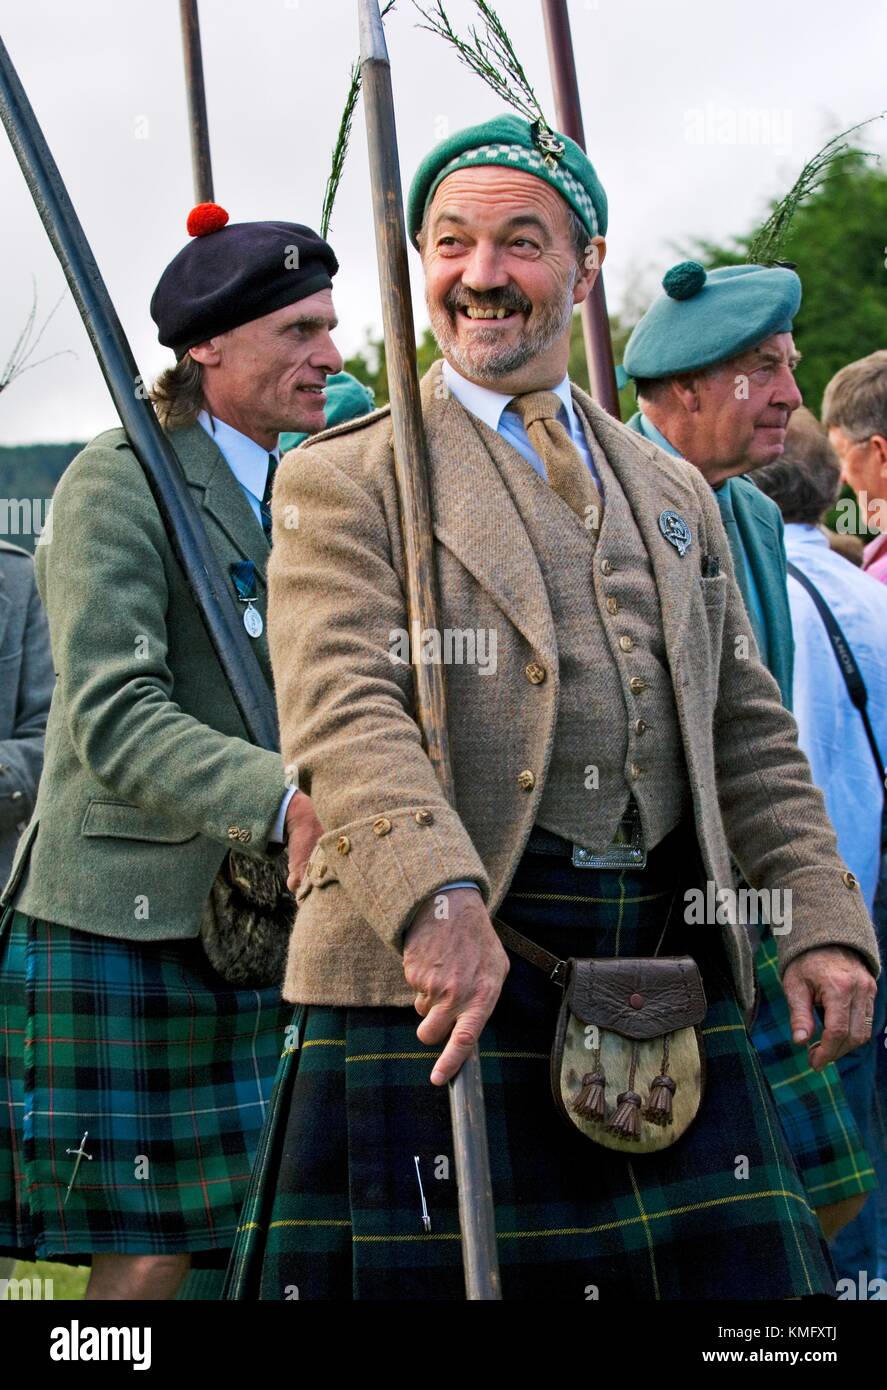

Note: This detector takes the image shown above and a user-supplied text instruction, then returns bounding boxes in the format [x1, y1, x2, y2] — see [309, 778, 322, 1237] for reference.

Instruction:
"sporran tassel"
[606, 1041, 642, 1141]
[572, 1050, 607, 1122]
[644, 1033, 676, 1126]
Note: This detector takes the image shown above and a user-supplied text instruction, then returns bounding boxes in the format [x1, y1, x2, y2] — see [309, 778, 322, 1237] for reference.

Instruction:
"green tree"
[690, 148, 887, 416]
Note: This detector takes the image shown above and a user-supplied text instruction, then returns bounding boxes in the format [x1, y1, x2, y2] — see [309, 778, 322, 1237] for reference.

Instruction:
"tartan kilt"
[225, 824, 835, 1301]
[751, 933, 877, 1206]
[0, 905, 293, 1261]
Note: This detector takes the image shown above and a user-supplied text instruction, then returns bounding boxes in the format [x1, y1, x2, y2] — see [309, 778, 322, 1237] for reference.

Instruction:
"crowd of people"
[0, 111, 884, 1302]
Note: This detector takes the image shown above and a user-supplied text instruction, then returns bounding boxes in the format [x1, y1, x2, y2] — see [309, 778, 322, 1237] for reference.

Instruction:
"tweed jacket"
[268, 361, 879, 1011]
[0, 542, 54, 884]
[2, 423, 286, 939]
[626, 412, 794, 706]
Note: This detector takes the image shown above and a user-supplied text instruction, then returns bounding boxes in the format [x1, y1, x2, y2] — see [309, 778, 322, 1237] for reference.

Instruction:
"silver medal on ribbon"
[243, 602, 264, 638]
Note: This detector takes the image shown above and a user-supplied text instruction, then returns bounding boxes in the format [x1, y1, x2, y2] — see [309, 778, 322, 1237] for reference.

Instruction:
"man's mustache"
[444, 286, 532, 316]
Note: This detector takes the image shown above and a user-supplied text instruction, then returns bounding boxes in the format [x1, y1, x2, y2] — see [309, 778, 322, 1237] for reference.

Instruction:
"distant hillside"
[0, 442, 84, 553]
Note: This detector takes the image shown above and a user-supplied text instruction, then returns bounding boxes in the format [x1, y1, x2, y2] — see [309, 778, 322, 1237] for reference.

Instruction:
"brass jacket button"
[629, 676, 647, 694]
[414, 810, 434, 825]
[525, 662, 546, 685]
[842, 870, 859, 890]
[619, 635, 634, 652]
[634, 719, 647, 735]
[600, 558, 614, 575]
[227, 825, 240, 840]
[336, 835, 351, 855]
[238, 828, 252, 844]
[606, 596, 618, 615]
[517, 769, 536, 791]
[629, 763, 642, 780]
[373, 816, 392, 836]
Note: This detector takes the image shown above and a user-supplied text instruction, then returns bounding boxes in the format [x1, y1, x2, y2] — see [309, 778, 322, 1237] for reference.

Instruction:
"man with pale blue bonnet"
[622, 261, 879, 1252]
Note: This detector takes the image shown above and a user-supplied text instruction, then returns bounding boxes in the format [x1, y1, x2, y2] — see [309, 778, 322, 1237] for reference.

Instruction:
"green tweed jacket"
[1, 423, 286, 940]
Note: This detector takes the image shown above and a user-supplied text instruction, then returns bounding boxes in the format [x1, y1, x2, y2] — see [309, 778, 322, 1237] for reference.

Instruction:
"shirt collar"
[442, 359, 577, 434]
[198, 409, 279, 503]
[785, 522, 830, 550]
[636, 410, 682, 458]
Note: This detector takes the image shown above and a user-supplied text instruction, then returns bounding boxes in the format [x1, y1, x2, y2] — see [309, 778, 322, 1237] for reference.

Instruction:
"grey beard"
[427, 274, 577, 382]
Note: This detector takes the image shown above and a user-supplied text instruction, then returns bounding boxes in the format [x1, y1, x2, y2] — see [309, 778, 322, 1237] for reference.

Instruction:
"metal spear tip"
[358, 0, 389, 64]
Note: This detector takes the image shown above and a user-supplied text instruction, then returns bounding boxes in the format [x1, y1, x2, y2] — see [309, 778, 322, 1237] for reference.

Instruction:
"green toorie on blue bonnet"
[620, 261, 802, 383]
[407, 113, 608, 249]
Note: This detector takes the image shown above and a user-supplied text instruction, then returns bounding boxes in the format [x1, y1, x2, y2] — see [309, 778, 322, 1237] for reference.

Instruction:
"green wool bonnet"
[407, 113, 608, 249]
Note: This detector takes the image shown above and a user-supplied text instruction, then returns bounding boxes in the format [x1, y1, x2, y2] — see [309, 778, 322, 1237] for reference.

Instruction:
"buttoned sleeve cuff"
[773, 864, 881, 980]
[300, 804, 490, 951]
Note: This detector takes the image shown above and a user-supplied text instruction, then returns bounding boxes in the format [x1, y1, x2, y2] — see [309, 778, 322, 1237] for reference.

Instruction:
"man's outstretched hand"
[782, 944, 877, 1071]
[404, 887, 510, 1086]
[283, 792, 324, 892]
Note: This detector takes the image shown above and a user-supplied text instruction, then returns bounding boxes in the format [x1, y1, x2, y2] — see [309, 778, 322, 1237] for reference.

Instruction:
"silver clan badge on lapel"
[658, 510, 692, 557]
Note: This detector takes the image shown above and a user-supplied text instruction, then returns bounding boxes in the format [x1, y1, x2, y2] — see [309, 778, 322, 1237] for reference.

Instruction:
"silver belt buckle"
[572, 802, 647, 871]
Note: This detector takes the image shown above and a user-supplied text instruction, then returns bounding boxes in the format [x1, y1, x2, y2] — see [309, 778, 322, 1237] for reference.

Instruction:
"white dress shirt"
[786, 523, 887, 910]
[198, 410, 279, 528]
[197, 410, 292, 842]
[441, 360, 604, 494]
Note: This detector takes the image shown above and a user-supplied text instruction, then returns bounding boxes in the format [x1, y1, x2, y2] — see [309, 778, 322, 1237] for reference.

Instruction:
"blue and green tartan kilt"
[225, 824, 835, 1301]
[751, 933, 877, 1207]
[0, 905, 293, 1262]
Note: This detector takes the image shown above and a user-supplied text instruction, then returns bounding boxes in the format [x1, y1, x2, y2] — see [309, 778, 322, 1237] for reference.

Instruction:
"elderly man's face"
[827, 425, 887, 503]
[655, 334, 802, 485]
[421, 166, 603, 392]
[189, 290, 343, 448]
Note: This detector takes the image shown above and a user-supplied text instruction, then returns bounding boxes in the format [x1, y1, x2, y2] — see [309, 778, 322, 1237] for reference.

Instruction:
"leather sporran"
[200, 849, 294, 987]
[552, 955, 707, 1154]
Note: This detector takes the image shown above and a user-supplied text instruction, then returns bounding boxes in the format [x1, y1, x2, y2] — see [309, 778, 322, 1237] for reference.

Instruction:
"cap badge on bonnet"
[530, 120, 565, 170]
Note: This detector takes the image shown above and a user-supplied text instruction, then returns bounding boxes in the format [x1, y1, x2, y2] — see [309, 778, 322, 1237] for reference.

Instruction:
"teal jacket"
[626, 412, 794, 707]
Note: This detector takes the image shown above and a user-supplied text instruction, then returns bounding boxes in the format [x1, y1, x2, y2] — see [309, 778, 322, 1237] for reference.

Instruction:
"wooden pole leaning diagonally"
[0, 34, 279, 754]
[179, 0, 215, 204]
[540, 0, 620, 418]
[357, 0, 501, 1301]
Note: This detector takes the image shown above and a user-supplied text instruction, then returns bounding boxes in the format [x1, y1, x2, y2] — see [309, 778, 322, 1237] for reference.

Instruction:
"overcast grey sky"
[1, 0, 885, 444]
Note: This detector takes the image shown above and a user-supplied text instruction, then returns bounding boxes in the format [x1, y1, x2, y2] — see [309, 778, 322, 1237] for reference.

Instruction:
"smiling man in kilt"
[227, 116, 880, 1302]
[0, 204, 342, 1299]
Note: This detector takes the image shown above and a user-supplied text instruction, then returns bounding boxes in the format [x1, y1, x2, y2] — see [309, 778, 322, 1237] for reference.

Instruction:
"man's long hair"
[150, 353, 204, 430]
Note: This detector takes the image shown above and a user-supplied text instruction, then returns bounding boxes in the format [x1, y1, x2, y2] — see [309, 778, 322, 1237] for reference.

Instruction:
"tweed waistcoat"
[488, 414, 690, 852]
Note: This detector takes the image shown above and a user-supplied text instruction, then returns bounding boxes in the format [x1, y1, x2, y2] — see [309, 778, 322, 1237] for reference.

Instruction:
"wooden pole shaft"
[541, 0, 620, 417]
[179, 0, 214, 204]
[359, 0, 501, 1300]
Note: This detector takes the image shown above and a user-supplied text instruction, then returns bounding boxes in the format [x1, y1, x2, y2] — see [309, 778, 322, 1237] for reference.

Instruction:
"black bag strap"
[786, 559, 887, 803]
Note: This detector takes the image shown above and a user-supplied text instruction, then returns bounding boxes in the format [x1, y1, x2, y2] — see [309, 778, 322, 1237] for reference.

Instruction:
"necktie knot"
[509, 390, 563, 430]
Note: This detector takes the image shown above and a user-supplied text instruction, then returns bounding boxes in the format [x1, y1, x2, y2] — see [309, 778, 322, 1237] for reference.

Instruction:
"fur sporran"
[552, 955, 707, 1154]
[200, 849, 294, 987]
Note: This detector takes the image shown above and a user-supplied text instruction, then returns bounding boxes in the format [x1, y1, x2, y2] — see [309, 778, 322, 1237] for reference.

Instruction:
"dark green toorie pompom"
[662, 261, 707, 300]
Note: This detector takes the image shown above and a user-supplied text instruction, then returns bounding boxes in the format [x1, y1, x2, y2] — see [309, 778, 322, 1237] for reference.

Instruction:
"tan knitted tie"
[510, 391, 603, 531]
